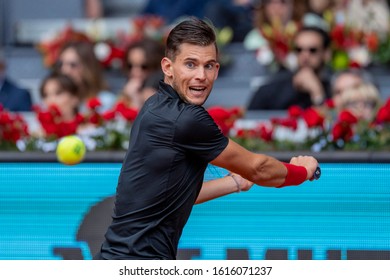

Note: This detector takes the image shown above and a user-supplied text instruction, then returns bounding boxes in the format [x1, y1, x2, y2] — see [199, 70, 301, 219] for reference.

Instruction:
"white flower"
[94, 42, 111, 61]
[348, 46, 371, 67]
[284, 52, 298, 71]
[256, 46, 274, 65]
[273, 120, 322, 143]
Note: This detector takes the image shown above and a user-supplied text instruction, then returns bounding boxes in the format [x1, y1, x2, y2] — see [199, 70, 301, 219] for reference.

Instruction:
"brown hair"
[253, 0, 308, 29]
[40, 72, 80, 99]
[123, 38, 165, 73]
[56, 41, 108, 99]
[165, 17, 218, 61]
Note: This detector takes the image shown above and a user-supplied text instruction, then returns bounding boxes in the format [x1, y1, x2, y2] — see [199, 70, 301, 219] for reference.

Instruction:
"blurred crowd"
[1, 0, 390, 146]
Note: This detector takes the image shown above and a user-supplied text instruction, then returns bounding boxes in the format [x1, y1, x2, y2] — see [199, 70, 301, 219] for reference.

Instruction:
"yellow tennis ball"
[56, 135, 86, 165]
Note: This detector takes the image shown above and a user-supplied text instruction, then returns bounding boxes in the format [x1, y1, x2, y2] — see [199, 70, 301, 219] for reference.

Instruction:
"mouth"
[189, 86, 207, 96]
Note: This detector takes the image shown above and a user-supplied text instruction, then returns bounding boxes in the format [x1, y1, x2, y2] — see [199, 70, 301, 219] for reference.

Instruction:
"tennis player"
[96, 17, 319, 260]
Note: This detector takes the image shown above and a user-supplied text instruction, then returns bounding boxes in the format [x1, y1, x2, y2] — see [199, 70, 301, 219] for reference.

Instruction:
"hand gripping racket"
[312, 166, 321, 180]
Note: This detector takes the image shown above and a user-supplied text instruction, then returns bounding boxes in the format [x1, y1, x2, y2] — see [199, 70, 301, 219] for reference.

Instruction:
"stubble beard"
[171, 78, 211, 106]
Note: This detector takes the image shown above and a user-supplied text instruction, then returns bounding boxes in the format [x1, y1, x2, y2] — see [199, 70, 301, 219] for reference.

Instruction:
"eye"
[185, 61, 195, 68]
[205, 63, 214, 70]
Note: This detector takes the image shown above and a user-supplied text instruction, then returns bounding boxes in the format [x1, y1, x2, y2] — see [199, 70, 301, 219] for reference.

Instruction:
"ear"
[214, 62, 220, 81]
[161, 57, 173, 78]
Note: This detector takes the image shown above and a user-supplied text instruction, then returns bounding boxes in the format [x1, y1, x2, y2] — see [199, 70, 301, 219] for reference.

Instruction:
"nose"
[195, 67, 206, 80]
[60, 64, 73, 75]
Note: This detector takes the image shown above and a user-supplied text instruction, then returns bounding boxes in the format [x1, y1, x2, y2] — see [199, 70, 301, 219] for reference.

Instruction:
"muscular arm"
[211, 139, 318, 187]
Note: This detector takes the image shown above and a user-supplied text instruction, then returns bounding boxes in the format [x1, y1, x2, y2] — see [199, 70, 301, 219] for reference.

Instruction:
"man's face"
[293, 31, 327, 71]
[162, 43, 220, 106]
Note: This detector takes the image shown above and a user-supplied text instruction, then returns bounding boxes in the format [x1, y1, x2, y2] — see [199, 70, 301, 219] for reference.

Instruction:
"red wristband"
[277, 162, 308, 188]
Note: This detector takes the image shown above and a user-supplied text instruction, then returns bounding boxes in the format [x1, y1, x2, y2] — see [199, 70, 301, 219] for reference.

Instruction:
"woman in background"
[35, 72, 83, 139]
[339, 82, 381, 121]
[55, 41, 116, 113]
[40, 72, 81, 122]
[118, 38, 165, 110]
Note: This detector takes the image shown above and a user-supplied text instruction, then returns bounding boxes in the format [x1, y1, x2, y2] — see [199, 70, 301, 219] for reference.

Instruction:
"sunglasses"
[294, 46, 320, 54]
[56, 60, 80, 69]
[127, 63, 149, 71]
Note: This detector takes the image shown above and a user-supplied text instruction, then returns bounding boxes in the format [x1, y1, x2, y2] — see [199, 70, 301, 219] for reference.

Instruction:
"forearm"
[247, 156, 288, 187]
[212, 139, 316, 188]
[195, 176, 240, 204]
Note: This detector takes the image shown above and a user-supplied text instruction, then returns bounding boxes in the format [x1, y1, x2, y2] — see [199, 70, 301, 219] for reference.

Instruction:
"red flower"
[330, 25, 346, 49]
[288, 105, 303, 118]
[271, 117, 298, 130]
[325, 98, 335, 109]
[302, 107, 325, 128]
[332, 122, 354, 142]
[0, 110, 11, 125]
[375, 98, 390, 123]
[86, 97, 102, 110]
[97, 42, 125, 69]
[102, 110, 117, 121]
[236, 128, 257, 139]
[257, 123, 273, 142]
[330, 25, 361, 50]
[339, 110, 358, 125]
[272, 38, 290, 63]
[331, 110, 358, 142]
[348, 60, 362, 69]
[207, 106, 241, 135]
[366, 32, 379, 52]
[88, 112, 102, 125]
[0, 109, 29, 143]
[115, 102, 138, 121]
[34, 105, 82, 138]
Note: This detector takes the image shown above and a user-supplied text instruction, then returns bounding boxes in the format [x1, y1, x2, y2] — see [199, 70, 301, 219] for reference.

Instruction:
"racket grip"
[312, 166, 321, 180]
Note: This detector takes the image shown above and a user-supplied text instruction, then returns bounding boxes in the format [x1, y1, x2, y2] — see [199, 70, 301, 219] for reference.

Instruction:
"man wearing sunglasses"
[248, 26, 332, 110]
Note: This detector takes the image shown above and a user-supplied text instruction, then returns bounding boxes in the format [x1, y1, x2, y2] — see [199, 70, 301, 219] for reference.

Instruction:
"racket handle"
[312, 166, 321, 180]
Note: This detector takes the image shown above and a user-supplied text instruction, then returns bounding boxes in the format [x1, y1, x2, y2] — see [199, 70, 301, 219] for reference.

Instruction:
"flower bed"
[2, 97, 390, 153]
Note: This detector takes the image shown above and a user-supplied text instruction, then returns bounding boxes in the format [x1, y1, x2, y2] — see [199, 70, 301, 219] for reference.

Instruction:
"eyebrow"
[183, 57, 218, 64]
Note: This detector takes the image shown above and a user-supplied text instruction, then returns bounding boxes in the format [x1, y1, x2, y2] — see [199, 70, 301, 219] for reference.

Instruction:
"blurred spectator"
[140, 0, 210, 24]
[331, 68, 374, 109]
[118, 38, 165, 110]
[54, 41, 116, 113]
[244, 0, 308, 51]
[0, 49, 33, 112]
[303, 0, 334, 31]
[332, 0, 350, 24]
[39, 72, 81, 122]
[84, 0, 104, 19]
[84, 0, 146, 18]
[140, 70, 164, 105]
[247, 26, 333, 110]
[339, 82, 381, 121]
[203, 0, 254, 42]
